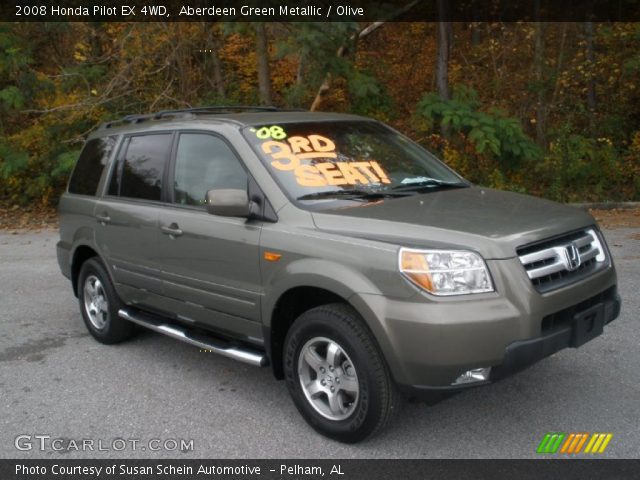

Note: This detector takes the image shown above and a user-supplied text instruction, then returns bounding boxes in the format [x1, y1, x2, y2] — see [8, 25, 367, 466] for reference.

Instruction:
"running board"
[118, 308, 268, 367]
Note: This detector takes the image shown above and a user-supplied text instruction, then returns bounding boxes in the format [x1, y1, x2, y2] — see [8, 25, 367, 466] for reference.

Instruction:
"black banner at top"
[4, 0, 640, 22]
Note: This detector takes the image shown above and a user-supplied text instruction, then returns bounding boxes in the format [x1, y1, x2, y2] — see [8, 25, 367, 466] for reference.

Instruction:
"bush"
[415, 88, 541, 169]
[414, 86, 540, 193]
[536, 134, 624, 202]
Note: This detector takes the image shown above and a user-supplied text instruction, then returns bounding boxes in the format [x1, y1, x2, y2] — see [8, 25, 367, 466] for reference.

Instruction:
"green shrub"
[415, 88, 541, 169]
[537, 134, 622, 202]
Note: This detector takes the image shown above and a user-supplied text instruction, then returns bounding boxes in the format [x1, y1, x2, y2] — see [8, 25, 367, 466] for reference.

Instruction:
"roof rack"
[102, 105, 304, 129]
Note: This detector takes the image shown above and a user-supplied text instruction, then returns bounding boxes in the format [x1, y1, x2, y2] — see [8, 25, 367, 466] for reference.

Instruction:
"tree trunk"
[585, 20, 597, 134]
[309, 45, 345, 112]
[470, 0, 482, 46]
[534, 3, 547, 148]
[436, 0, 451, 138]
[205, 24, 225, 99]
[436, 20, 451, 101]
[471, 22, 482, 46]
[296, 53, 304, 87]
[211, 50, 225, 99]
[254, 22, 272, 105]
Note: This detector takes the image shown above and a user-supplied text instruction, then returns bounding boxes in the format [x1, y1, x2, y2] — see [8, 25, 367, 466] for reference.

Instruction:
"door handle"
[95, 213, 111, 225]
[160, 224, 183, 237]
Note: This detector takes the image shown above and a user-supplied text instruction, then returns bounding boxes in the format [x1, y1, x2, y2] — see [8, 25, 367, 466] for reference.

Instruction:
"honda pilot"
[57, 107, 620, 442]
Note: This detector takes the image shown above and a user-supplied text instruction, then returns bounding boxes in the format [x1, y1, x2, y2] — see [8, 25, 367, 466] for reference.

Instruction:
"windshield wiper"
[296, 189, 409, 201]
[391, 179, 468, 192]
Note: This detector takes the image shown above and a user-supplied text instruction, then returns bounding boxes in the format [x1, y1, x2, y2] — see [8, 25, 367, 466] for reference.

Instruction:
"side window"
[68, 136, 116, 196]
[173, 133, 247, 206]
[112, 133, 173, 201]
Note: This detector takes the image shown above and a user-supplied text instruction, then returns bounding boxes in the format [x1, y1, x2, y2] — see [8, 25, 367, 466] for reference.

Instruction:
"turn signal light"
[399, 250, 434, 292]
[264, 251, 282, 262]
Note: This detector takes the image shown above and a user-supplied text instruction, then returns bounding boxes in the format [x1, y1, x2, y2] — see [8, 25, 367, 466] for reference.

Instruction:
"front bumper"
[402, 289, 620, 402]
[491, 290, 620, 380]
[350, 256, 620, 393]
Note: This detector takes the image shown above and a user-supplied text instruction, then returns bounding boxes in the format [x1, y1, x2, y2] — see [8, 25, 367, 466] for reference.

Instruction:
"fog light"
[452, 367, 491, 385]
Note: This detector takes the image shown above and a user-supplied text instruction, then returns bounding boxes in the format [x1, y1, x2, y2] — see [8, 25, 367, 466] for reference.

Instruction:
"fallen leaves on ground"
[0, 204, 58, 233]
[589, 208, 640, 229]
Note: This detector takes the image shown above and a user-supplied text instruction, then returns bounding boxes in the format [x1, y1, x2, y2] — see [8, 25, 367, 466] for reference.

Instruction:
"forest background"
[1, 21, 639, 212]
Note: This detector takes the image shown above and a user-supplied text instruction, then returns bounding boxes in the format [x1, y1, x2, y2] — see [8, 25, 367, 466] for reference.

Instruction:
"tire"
[284, 303, 399, 443]
[77, 257, 135, 344]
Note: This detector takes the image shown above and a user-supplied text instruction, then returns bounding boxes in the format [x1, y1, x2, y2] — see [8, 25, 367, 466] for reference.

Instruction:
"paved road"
[0, 228, 638, 459]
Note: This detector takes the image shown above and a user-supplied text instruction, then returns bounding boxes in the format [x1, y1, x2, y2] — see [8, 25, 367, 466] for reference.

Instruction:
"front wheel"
[284, 303, 399, 443]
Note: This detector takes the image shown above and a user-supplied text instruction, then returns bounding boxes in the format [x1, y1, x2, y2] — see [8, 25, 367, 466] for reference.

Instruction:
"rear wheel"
[78, 258, 135, 344]
[284, 303, 399, 443]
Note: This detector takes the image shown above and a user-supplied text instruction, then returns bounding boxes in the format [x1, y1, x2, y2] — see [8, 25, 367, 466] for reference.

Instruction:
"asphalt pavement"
[0, 228, 638, 458]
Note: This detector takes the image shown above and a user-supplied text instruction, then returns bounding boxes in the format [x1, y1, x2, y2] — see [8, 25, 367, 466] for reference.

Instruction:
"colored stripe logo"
[537, 433, 613, 454]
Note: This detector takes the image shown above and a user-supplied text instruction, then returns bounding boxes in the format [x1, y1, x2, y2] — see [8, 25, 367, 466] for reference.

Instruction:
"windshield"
[242, 121, 468, 208]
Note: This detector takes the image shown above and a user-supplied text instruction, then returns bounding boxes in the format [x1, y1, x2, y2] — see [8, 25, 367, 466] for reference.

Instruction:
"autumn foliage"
[0, 21, 638, 207]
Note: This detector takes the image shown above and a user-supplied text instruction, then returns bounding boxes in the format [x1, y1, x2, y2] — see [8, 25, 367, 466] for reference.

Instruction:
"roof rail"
[101, 105, 303, 129]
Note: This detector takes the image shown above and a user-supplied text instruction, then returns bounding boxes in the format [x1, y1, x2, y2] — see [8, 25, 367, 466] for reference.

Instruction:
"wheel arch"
[263, 264, 407, 384]
[70, 244, 110, 297]
[267, 285, 359, 379]
[263, 259, 395, 380]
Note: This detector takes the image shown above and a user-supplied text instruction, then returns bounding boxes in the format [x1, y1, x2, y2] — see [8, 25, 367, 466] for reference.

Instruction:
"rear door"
[156, 131, 263, 342]
[94, 132, 174, 307]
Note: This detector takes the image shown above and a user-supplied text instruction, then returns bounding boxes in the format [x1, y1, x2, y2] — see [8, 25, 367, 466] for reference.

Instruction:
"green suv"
[57, 107, 620, 442]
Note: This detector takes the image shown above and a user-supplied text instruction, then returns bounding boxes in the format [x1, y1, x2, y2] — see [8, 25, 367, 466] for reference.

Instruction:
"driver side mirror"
[206, 189, 260, 218]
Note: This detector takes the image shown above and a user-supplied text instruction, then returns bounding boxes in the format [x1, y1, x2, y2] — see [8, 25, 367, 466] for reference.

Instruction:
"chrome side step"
[118, 308, 268, 367]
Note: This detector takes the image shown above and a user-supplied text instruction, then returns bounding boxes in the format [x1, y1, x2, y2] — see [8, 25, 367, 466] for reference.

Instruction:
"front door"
[156, 131, 263, 343]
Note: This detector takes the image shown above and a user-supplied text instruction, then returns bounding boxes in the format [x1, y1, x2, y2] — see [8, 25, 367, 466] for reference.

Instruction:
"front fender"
[261, 258, 412, 384]
[261, 258, 382, 327]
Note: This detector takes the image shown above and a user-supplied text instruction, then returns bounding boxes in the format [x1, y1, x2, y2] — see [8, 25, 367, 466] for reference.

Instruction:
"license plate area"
[570, 303, 605, 348]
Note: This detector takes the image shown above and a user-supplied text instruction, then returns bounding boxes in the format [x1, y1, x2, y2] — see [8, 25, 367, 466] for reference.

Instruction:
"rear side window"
[68, 136, 116, 196]
[110, 133, 173, 201]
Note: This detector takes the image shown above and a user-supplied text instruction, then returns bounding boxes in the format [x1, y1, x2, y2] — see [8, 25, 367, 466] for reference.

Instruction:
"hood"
[310, 187, 596, 259]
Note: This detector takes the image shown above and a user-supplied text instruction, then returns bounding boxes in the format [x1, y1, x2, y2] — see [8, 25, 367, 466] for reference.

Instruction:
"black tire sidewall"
[77, 258, 131, 344]
[284, 306, 388, 443]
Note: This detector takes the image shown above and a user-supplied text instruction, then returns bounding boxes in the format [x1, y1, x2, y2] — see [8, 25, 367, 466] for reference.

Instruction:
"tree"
[254, 23, 272, 105]
[534, 1, 547, 147]
[308, 0, 420, 111]
[436, 0, 451, 102]
[203, 23, 226, 99]
[585, 20, 597, 134]
[1, 21, 639, 207]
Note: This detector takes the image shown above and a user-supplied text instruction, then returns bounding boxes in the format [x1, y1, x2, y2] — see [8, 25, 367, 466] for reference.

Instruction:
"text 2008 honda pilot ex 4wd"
[58, 107, 621, 443]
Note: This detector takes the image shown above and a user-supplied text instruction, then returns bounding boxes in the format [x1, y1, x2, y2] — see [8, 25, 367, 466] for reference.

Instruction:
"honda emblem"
[563, 243, 581, 271]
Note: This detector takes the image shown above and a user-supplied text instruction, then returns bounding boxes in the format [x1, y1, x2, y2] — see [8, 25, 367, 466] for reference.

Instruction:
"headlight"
[399, 248, 494, 296]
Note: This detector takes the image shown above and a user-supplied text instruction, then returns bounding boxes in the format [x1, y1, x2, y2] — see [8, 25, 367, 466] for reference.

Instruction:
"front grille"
[517, 228, 608, 293]
[541, 286, 617, 333]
